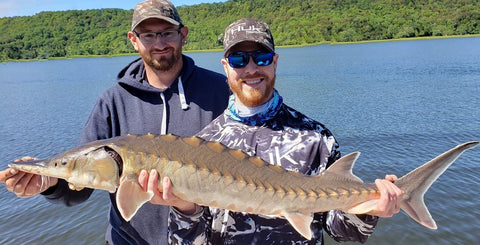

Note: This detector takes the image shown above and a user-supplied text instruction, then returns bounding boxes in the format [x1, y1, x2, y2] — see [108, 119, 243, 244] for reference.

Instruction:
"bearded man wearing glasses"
[0, 1, 229, 244]
[157, 18, 404, 244]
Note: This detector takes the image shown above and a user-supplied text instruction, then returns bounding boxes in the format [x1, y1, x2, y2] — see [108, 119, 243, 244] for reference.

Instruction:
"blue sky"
[0, 0, 226, 18]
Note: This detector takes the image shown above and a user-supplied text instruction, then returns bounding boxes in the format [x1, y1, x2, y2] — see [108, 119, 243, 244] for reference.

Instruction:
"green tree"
[1, 0, 479, 61]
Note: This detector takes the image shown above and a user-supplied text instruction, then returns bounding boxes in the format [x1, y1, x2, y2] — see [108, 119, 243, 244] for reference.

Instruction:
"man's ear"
[221, 58, 229, 74]
[271, 53, 279, 71]
[180, 26, 189, 46]
[127, 32, 139, 51]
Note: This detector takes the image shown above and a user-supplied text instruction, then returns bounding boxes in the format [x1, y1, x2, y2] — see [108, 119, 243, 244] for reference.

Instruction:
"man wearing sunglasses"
[165, 18, 403, 244]
[0, 0, 229, 244]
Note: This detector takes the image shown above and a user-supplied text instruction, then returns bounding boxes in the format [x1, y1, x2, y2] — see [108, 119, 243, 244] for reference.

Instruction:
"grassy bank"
[2, 34, 479, 64]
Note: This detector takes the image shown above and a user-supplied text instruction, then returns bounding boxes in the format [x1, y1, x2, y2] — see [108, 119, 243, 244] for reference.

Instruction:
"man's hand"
[366, 174, 403, 217]
[0, 157, 58, 197]
[137, 169, 197, 215]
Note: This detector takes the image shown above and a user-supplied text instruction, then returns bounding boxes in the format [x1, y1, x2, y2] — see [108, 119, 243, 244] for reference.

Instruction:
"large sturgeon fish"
[8, 134, 478, 240]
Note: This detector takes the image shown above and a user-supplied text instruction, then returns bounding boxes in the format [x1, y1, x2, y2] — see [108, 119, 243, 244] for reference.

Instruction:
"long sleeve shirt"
[169, 96, 378, 244]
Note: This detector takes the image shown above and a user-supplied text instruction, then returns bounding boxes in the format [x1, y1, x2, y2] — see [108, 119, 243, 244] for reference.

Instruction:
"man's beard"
[229, 73, 276, 107]
[141, 48, 181, 72]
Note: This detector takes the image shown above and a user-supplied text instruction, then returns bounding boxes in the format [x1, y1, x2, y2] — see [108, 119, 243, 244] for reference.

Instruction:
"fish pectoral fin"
[284, 212, 313, 240]
[347, 199, 378, 214]
[116, 176, 154, 222]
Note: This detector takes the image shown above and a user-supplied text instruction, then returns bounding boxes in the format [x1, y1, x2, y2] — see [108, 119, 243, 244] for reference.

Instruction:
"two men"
[1, 2, 402, 244]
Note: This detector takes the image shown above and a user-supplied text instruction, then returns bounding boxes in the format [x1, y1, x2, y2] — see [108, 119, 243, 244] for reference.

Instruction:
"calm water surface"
[0, 37, 479, 244]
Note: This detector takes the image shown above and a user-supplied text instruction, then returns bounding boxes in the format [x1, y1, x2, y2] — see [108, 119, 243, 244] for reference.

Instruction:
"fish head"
[9, 145, 121, 193]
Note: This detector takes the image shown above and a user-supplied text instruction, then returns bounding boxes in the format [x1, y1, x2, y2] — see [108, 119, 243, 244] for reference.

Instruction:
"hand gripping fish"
[8, 134, 478, 240]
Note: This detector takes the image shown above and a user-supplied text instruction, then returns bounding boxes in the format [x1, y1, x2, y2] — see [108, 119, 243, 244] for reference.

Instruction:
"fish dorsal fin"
[284, 212, 314, 240]
[323, 152, 363, 183]
[116, 174, 154, 221]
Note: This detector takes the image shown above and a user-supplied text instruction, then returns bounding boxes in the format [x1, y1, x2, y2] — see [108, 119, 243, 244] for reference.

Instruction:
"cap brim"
[131, 16, 181, 31]
[224, 39, 275, 56]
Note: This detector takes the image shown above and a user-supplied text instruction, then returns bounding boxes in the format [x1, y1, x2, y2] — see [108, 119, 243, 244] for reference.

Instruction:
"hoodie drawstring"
[159, 76, 189, 135]
[160, 92, 167, 135]
[178, 76, 189, 110]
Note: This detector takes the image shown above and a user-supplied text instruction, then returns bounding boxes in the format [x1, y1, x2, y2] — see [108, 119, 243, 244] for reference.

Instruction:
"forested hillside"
[1, 0, 479, 61]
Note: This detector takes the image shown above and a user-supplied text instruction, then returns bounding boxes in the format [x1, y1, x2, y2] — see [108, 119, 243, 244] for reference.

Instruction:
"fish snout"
[9, 158, 59, 175]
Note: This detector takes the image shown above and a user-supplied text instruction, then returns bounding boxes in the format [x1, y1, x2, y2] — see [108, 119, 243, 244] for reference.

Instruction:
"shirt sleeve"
[323, 210, 379, 243]
[77, 95, 113, 145]
[41, 179, 94, 206]
[169, 206, 212, 245]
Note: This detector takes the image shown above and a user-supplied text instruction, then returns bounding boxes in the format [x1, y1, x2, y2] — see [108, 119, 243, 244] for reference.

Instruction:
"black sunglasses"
[227, 51, 274, 68]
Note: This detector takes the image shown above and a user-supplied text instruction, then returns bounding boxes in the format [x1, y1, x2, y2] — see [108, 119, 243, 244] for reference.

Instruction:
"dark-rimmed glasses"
[227, 51, 274, 68]
[133, 29, 181, 44]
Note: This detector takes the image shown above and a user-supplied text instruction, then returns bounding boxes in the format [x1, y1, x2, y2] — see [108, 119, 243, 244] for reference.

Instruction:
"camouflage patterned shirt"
[169, 99, 378, 244]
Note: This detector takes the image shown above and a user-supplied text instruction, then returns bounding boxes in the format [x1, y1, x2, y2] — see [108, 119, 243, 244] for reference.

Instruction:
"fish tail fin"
[394, 141, 478, 229]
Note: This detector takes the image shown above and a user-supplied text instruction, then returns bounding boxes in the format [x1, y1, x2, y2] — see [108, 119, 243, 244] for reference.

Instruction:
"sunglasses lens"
[253, 52, 274, 66]
[228, 51, 274, 68]
[228, 53, 249, 68]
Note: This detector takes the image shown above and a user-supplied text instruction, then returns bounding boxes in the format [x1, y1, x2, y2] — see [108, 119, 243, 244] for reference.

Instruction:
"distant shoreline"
[3, 34, 479, 64]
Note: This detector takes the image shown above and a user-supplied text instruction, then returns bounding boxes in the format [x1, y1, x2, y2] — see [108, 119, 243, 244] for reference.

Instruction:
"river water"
[0, 37, 479, 244]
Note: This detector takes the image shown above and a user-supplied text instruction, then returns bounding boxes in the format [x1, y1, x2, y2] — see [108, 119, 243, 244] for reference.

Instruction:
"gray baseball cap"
[223, 18, 275, 55]
[131, 0, 183, 31]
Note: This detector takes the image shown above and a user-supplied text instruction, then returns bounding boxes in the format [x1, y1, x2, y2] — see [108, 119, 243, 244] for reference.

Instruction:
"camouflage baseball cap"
[223, 18, 275, 55]
[131, 0, 183, 31]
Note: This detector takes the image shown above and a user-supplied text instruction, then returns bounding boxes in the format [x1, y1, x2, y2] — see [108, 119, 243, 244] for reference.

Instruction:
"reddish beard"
[229, 73, 276, 107]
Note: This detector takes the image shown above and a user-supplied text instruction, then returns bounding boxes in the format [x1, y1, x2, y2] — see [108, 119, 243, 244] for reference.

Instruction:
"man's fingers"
[148, 170, 160, 195]
[5, 171, 25, 191]
[162, 177, 173, 200]
[374, 179, 403, 217]
[5, 172, 41, 198]
[138, 170, 149, 192]
[374, 179, 389, 213]
[0, 168, 18, 183]
[13, 173, 35, 196]
[385, 174, 398, 182]
[19, 174, 41, 197]
[1, 156, 37, 183]
[136, 171, 195, 213]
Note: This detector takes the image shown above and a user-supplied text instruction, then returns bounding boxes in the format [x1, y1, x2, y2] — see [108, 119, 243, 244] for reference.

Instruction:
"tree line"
[1, 0, 479, 61]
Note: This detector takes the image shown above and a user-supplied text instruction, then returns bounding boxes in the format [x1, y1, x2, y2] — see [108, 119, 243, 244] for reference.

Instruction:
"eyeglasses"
[133, 29, 181, 44]
[227, 51, 274, 68]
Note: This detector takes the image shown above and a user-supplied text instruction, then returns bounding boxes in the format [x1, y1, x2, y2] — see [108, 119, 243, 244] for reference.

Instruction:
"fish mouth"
[104, 146, 123, 175]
